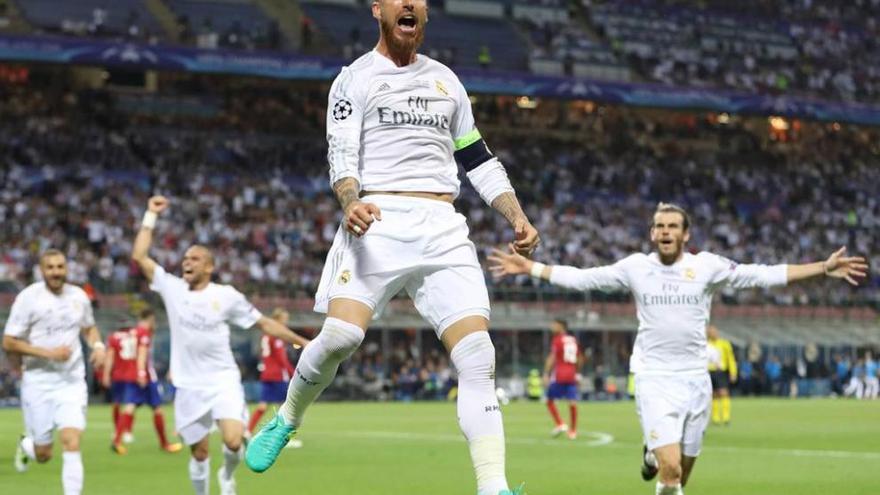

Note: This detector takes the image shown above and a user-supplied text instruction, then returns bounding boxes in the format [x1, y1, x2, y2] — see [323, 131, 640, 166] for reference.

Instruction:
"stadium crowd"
[0, 85, 877, 306]
[589, 0, 880, 102]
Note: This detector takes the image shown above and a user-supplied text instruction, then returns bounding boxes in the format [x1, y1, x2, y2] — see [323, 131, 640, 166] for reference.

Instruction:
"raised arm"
[132, 196, 169, 283]
[488, 245, 630, 292]
[254, 316, 311, 349]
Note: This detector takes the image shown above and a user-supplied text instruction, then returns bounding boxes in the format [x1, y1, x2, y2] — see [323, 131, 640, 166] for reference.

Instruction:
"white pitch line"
[82, 421, 880, 461]
[316, 430, 880, 461]
[320, 430, 615, 447]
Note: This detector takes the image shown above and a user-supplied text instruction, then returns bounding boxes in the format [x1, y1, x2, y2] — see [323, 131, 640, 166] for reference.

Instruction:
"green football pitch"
[1, 399, 877, 494]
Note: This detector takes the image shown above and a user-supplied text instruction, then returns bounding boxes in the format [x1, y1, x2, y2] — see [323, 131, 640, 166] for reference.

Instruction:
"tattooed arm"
[491, 191, 540, 256]
[333, 177, 381, 237]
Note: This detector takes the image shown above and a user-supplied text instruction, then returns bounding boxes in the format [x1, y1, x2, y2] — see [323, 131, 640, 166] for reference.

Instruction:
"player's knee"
[190, 447, 209, 461]
[224, 437, 243, 452]
[318, 317, 364, 361]
[61, 437, 80, 452]
[450, 332, 495, 383]
[33, 443, 53, 463]
[658, 460, 682, 483]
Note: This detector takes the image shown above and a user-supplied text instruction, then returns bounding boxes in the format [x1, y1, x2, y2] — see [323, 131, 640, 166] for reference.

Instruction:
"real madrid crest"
[684, 268, 696, 280]
[435, 80, 449, 97]
[338, 270, 352, 285]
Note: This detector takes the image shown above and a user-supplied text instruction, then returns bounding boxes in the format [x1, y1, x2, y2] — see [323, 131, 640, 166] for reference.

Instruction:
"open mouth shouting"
[397, 12, 418, 35]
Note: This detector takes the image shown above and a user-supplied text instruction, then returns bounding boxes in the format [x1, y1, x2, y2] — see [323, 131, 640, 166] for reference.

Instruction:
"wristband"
[530, 262, 547, 279]
[92, 342, 105, 351]
[142, 211, 158, 229]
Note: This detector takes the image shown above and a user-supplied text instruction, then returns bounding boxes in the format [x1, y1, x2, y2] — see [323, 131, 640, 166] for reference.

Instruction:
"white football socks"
[452, 331, 508, 495]
[61, 451, 83, 495]
[221, 444, 242, 480]
[280, 317, 364, 427]
[20, 436, 36, 460]
[656, 482, 684, 495]
[189, 457, 210, 495]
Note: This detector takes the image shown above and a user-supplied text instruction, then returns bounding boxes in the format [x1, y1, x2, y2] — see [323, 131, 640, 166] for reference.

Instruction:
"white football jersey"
[550, 252, 787, 374]
[4, 282, 95, 387]
[150, 266, 262, 389]
[326, 50, 478, 196]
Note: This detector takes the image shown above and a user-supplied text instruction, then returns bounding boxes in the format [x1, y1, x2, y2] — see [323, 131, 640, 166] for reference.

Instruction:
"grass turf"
[0, 398, 877, 494]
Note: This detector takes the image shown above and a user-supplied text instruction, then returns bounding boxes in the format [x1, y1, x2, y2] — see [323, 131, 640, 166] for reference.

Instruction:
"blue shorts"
[119, 382, 163, 408]
[110, 382, 127, 403]
[260, 381, 288, 403]
[547, 382, 579, 401]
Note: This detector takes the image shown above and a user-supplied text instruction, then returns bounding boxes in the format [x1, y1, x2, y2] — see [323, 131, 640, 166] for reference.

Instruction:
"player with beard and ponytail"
[245, 1, 539, 494]
[489, 202, 868, 495]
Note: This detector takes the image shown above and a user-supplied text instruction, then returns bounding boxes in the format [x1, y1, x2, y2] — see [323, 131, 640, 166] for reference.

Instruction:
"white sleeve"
[79, 293, 96, 329]
[4, 291, 32, 338]
[148, 264, 169, 294]
[452, 79, 514, 205]
[549, 259, 631, 292]
[705, 253, 788, 290]
[327, 67, 366, 187]
[226, 289, 263, 329]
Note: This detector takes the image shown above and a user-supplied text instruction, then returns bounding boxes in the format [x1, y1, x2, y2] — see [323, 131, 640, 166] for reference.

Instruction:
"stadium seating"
[165, 0, 271, 36]
[299, 1, 529, 70]
[15, 0, 163, 37]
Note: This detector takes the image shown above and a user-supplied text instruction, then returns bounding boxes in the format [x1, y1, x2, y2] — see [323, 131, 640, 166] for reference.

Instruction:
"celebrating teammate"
[489, 203, 868, 495]
[102, 308, 182, 454]
[248, 308, 308, 442]
[246, 1, 539, 494]
[706, 324, 737, 425]
[132, 195, 310, 495]
[3, 249, 106, 495]
[543, 319, 582, 440]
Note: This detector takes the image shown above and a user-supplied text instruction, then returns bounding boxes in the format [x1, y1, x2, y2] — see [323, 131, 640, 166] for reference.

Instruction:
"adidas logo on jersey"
[378, 82, 391, 92]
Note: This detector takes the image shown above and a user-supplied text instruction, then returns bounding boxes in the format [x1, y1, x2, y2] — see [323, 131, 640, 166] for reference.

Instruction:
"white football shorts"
[635, 372, 711, 457]
[174, 384, 247, 445]
[314, 194, 491, 337]
[21, 380, 88, 445]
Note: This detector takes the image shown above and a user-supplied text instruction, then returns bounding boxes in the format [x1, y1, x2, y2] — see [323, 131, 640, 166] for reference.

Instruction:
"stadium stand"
[14, 0, 163, 39]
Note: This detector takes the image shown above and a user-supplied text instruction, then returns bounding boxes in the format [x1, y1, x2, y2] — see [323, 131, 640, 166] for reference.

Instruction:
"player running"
[102, 308, 183, 454]
[706, 324, 737, 425]
[245, 1, 539, 494]
[489, 203, 868, 495]
[248, 307, 308, 449]
[543, 319, 582, 440]
[132, 195, 310, 495]
[3, 249, 106, 495]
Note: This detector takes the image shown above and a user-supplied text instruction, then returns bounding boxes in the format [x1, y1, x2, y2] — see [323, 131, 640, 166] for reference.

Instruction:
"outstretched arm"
[787, 247, 868, 286]
[132, 196, 169, 283]
[488, 244, 629, 292]
[254, 316, 311, 349]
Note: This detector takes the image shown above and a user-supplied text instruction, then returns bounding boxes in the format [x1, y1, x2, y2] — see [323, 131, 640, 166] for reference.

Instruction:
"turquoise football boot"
[244, 414, 296, 473]
[498, 483, 526, 495]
